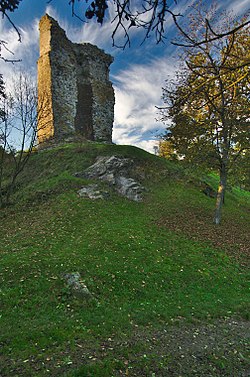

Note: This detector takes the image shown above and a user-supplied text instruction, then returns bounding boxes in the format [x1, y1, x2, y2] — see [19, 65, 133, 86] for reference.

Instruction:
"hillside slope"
[1, 143, 249, 376]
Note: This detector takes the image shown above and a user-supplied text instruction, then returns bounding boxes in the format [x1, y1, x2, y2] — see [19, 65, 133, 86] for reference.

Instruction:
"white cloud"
[223, 0, 250, 16]
[112, 57, 178, 152]
[135, 139, 159, 154]
[0, 17, 39, 90]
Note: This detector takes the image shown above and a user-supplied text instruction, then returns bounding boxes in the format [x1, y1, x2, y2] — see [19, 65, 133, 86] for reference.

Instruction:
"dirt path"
[111, 317, 250, 376]
[0, 318, 249, 376]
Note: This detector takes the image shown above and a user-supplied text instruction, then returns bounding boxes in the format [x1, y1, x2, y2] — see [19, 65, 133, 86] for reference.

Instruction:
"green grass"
[0, 143, 249, 376]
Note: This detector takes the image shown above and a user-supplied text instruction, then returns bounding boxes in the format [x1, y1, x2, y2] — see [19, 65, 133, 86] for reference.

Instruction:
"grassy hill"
[0, 143, 249, 376]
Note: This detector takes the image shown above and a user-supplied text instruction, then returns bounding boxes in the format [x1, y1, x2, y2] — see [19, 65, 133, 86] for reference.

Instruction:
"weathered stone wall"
[37, 14, 114, 145]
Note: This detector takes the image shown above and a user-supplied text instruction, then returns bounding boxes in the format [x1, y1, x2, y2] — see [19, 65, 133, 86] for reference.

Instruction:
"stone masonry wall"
[37, 15, 114, 145]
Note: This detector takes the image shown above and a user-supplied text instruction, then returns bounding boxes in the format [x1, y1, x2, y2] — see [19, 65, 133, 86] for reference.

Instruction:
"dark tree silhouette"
[0, 0, 22, 42]
[57, 0, 250, 48]
[0, 0, 21, 12]
[0, 0, 22, 98]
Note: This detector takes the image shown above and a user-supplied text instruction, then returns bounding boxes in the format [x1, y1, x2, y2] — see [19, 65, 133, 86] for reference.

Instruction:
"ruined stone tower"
[37, 14, 114, 145]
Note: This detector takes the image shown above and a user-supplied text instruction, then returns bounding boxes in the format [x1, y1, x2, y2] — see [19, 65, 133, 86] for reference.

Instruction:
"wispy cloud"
[0, 17, 39, 90]
[223, 0, 249, 17]
[113, 57, 177, 152]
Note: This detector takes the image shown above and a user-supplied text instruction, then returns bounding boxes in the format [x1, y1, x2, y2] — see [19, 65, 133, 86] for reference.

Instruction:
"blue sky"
[0, 0, 249, 152]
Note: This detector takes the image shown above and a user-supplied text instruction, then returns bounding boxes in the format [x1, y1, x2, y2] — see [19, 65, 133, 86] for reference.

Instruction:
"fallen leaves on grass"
[157, 207, 250, 266]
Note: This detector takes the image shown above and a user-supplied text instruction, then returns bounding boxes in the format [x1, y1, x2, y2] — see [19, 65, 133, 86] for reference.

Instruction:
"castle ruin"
[37, 14, 114, 145]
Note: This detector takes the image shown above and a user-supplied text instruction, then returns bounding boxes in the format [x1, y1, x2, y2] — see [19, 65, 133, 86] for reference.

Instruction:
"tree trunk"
[214, 165, 227, 225]
[5, 173, 17, 206]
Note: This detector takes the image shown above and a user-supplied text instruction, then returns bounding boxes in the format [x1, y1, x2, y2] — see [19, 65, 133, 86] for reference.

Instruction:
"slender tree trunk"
[5, 171, 18, 205]
[214, 164, 227, 225]
[0, 150, 5, 207]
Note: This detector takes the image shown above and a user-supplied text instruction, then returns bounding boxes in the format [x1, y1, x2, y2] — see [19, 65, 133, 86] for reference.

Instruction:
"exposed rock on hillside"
[75, 155, 144, 201]
[64, 272, 93, 299]
[78, 184, 109, 200]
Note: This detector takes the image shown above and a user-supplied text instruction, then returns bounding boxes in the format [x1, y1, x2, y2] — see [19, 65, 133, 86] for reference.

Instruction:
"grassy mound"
[0, 143, 249, 376]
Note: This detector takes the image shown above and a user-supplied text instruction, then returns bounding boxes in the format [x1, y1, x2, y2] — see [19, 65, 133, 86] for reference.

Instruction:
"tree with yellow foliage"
[160, 7, 250, 225]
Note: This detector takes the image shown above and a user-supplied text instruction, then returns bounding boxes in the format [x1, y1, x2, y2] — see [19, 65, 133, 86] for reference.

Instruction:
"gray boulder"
[64, 272, 93, 299]
[78, 184, 109, 200]
[116, 176, 144, 202]
[76, 156, 132, 182]
[76, 156, 144, 201]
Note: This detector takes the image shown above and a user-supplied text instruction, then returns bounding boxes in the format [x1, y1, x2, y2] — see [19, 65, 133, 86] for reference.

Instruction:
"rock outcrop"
[75, 156, 145, 202]
[77, 184, 109, 200]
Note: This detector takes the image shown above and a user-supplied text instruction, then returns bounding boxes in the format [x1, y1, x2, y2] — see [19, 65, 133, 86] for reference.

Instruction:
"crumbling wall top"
[74, 43, 114, 66]
[39, 14, 68, 56]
